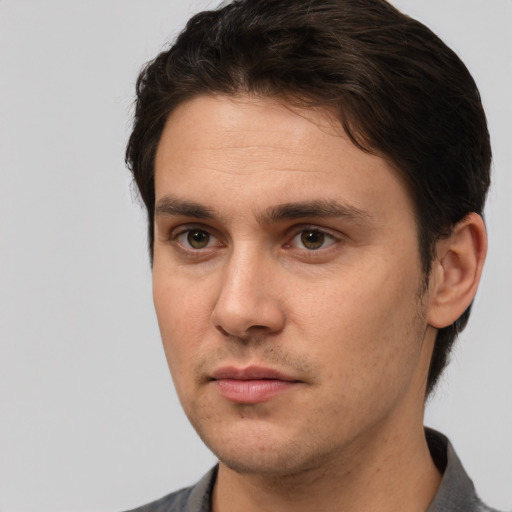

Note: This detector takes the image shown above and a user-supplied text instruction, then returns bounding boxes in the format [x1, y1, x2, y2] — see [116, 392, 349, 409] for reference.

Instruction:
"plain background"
[0, 1, 510, 511]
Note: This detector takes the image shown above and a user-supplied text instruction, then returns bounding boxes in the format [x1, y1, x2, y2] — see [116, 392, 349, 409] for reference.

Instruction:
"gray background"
[0, 1, 510, 511]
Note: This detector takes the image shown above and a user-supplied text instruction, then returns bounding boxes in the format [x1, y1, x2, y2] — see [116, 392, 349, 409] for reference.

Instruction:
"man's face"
[152, 95, 437, 476]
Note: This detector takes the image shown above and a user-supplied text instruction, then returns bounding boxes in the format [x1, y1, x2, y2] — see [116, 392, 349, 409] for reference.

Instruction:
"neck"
[212, 424, 440, 512]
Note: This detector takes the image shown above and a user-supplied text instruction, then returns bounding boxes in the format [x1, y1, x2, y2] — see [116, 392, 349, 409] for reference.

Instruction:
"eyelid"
[170, 223, 223, 250]
[284, 225, 343, 250]
[166, 222, 344, 255]
[170, 222, 213, 238]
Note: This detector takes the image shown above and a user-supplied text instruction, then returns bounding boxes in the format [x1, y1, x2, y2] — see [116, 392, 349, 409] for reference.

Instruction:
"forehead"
[154, 94, 415, 225]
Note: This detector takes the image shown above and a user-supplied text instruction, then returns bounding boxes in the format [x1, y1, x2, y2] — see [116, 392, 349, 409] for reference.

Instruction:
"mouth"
[210, 365, 301, 404]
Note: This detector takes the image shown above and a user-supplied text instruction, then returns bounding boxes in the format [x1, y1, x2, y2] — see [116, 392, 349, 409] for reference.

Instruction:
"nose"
[210, 248, 286, 339]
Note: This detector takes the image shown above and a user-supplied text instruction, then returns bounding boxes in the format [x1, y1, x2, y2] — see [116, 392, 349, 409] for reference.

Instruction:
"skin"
[152, 94, 485, 512]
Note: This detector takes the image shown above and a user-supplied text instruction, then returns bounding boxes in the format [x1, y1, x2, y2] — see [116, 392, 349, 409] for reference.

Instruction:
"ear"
[427, 213, 487, 328]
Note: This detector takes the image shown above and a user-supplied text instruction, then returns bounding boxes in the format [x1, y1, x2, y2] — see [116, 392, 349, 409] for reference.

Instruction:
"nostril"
[213, 322, 272, 341]
[215, 324, 230, 337]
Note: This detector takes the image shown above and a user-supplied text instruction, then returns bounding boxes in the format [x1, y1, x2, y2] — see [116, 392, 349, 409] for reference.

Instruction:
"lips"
[211, 366, 297, 381]
[210, 366, 300, 404]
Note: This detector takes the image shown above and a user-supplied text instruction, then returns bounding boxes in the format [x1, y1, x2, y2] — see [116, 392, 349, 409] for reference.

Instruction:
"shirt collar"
[425, 428, 488, 512]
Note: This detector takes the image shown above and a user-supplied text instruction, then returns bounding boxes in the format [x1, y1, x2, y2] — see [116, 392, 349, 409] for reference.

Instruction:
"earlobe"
[427, 213, 487, 329]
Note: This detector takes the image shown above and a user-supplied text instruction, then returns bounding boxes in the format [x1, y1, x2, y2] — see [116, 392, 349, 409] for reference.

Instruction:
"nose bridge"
[211, 241, 284, 337]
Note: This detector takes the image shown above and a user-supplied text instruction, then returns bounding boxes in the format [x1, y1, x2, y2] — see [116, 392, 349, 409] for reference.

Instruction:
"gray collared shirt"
[125, 430, 500, 512]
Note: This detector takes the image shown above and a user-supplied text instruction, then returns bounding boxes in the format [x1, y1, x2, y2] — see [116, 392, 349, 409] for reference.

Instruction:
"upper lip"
[211, 365, 299, 382]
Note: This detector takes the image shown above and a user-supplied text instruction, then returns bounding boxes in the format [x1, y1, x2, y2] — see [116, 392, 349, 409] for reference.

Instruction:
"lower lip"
[213, 379, 297, 404]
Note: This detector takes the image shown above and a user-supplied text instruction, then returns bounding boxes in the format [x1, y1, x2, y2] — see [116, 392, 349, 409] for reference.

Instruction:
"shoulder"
[123, 486, 193, 512]
[122, 467, 218, 512]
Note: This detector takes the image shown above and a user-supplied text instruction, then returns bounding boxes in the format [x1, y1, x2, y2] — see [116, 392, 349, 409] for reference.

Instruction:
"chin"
[217, 449, 320, 477]
[216, 444, 338, 479]
[193, 419, 334, 477]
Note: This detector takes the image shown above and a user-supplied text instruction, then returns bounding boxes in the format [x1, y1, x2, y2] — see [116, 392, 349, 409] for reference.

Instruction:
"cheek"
[291, 257, 425, 383]
[153, 263, 213, 325]
[152, 272, 214, 375]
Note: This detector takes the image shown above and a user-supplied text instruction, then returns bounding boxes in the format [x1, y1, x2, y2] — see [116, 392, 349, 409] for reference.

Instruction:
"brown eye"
[186, 230, 211, 249]
[300, 230, 326, 250]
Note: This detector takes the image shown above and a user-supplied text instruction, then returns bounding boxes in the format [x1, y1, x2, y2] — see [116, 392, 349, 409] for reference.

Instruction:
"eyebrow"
[257, 200, 372, 225]
[155, 196, 215, 219]
[155, 195, 371, 225]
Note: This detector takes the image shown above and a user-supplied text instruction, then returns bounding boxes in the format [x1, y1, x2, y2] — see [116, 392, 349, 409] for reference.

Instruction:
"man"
[124, 0, 497, 510]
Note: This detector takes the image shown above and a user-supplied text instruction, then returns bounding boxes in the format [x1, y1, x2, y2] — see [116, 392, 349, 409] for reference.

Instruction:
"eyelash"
[286, 227, 338, 251]
[172, 226, 222, 251]
[170, 225, 341, 255]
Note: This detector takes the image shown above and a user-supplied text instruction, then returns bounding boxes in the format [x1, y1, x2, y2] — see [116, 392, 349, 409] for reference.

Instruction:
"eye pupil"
[187, 230, 210, 249]
[301, 230, 325, 249]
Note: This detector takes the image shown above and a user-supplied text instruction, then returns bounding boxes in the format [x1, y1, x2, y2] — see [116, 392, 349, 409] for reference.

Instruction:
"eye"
[176, 229, 217, 249]
[290, 229, 337, 250]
